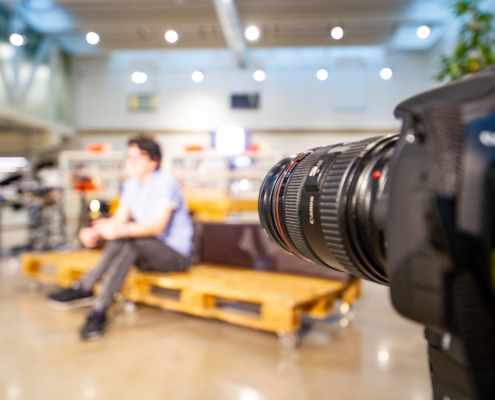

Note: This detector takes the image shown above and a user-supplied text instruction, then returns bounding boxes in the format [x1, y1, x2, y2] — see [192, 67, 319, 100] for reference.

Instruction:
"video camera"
[258, 68, 495, 399]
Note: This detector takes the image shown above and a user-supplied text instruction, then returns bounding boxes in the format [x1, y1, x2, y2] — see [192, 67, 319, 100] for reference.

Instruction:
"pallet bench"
[21, 250, 361, 336]
[21, 250, 102, 288]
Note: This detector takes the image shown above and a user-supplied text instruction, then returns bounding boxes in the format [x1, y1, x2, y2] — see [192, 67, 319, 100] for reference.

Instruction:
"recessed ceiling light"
[10, 34, 24, 46]
[86, 32, 99, 45]
[132, 71, 147, 84]
[331, 27, 344, 40]
[165, 30, 179, 43]
[245, 26, 260, 41]
[192, 71, 204, 82]
[417, 25, 430, 39]
[317, 69, 328, 80]
[380, 68, 393, 80]
[253, 70, 265, 82]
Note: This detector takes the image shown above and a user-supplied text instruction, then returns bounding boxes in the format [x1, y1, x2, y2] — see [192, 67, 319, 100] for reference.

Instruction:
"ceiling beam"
[0, 102, 75, 136]
[18, 37, 53, 106]
[212, 0, 247, 68]
[0, 57, 14, 104]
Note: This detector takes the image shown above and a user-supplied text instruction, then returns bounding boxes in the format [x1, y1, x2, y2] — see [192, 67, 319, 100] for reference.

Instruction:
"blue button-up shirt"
[121, 171, 194, 257]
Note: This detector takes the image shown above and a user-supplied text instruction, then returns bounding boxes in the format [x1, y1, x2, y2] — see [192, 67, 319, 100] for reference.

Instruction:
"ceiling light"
[86, 32, 99, 45]
[192, 71, 204, 82]
[245, 26, 260, 41]
[131, 71, 147, 84]
[417, 25, 430, 39]
[380, 68, 393, 80]
[331, 27, 344, 40]
[317, 69, 328, 81]
[253, 70, 265, 82]
[10, 34, 24, 47]
[165, 30, 178, 43]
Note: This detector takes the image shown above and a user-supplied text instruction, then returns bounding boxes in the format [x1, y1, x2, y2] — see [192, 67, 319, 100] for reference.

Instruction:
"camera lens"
[258, 134, 398, 284]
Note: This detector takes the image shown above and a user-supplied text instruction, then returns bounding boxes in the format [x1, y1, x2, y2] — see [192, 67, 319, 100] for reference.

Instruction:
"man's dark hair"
[128, 136, 162, 170]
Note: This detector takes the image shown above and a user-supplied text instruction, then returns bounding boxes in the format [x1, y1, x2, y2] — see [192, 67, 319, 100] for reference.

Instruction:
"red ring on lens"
[275, 150, 314, 254]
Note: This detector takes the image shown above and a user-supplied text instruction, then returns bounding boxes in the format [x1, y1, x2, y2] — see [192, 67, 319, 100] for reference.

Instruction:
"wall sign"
[128, 93, 159, 112]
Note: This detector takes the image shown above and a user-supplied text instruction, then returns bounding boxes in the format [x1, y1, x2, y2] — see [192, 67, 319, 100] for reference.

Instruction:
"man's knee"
[103, 238, 132, 250]
[131, 237, 155, 248]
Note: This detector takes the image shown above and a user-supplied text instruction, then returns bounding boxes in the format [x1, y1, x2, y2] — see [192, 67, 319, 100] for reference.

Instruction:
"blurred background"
[0, 0, 494, 399]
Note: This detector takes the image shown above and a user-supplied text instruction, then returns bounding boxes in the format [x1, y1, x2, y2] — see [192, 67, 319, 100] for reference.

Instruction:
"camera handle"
[425, 327, 476, 400]
[425, 268, 495, 400]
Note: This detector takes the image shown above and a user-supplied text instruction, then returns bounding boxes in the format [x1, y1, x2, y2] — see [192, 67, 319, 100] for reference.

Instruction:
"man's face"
[125, 144, 157, 177]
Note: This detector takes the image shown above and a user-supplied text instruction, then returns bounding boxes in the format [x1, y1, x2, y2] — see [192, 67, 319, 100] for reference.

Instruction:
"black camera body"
[386, 68, 495, 400]
[387, 68, 495, 329]
[259, 68, 495, 399]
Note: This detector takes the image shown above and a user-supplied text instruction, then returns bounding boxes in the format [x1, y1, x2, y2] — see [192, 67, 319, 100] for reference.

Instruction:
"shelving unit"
[59, 150, 126, 241]
[58, 149, 283, 230]
[172, 151, 282, 200]
[172, 151, 281, 221]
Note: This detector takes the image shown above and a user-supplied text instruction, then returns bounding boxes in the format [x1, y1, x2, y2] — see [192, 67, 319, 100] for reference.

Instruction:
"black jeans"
[80, 237, 189, 310]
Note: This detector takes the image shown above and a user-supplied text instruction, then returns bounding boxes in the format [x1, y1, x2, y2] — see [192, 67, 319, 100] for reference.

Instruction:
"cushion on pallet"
[197, 222, 350, 282]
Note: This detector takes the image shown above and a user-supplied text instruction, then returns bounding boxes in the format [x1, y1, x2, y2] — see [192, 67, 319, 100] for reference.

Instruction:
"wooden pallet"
[21, 250, 101, 288]
[127, 266, 360, 333]
[21, 250, 361, 334]
[186, 198, 258, 221]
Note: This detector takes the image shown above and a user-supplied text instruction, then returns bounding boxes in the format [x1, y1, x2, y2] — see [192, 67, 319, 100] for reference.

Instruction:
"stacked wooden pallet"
[21, 250, 361, 335]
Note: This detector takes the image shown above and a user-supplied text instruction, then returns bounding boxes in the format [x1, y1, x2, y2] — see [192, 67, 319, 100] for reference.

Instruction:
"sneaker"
[80, 311, 107, 341]
[47, 286, 94, 310]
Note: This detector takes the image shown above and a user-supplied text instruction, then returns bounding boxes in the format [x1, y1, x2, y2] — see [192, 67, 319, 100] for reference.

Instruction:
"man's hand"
[92, 219, 125, 240]
[85, 201, 172, 241]
[79, 227, 101, 248]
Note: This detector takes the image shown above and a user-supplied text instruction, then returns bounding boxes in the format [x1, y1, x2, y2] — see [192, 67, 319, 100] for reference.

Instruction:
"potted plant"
[435, 0, 495, 81]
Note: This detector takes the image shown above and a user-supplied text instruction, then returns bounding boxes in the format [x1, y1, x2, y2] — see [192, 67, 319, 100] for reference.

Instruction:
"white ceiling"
[0, 0, 458, 53]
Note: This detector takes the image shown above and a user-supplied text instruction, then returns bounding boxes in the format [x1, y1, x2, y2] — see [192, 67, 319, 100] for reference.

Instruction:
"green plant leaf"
[454, 1, 471, 16]
[436, 0, 495, 81]
[478, 13, 493, 22]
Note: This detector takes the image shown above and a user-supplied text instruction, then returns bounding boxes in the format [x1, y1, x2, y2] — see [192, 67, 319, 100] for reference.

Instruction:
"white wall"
[74, 46, 439, 133]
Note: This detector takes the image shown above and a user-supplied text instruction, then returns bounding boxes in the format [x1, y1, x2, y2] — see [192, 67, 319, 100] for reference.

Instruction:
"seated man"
[48, 137, 194, 340]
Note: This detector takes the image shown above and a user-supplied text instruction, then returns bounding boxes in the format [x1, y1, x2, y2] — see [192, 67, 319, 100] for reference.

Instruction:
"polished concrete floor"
[0, 257, 432, 400]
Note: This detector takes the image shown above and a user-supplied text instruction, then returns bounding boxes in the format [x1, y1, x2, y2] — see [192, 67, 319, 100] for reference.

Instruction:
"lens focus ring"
[320, 137, 379, 280]
[284, 148, 327, 263]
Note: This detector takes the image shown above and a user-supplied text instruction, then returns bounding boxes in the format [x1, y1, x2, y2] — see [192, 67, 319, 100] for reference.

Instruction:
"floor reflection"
[0, 258, 431, 400]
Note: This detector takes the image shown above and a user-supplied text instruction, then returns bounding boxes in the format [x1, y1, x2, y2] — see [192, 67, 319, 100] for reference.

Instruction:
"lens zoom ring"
[320, 138, 378, 279]
[284, 149, 326, 263]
